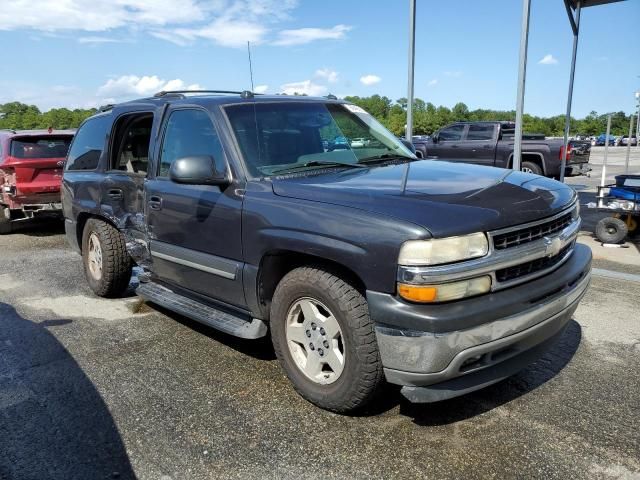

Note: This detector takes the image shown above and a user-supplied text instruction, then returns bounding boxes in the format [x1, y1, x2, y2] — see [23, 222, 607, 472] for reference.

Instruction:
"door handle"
[148, 195, 163, 211]
[107, 188, 123, 200]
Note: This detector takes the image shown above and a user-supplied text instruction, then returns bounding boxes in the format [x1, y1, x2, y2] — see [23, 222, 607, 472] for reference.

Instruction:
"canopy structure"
[513, 0, 626, 182]
[405, 0, 628, 183]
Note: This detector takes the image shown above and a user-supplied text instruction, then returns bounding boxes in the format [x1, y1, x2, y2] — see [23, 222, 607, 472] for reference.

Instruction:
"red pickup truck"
[0, 129, 74, 233]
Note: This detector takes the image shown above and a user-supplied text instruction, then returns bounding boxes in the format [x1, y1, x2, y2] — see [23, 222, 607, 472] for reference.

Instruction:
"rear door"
[145, 106, 246, 309]
[462, 124, 497, 166]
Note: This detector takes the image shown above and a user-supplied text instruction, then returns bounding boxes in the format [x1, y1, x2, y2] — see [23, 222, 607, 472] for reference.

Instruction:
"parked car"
[350, 137, 370, 148]
[595, 133, 616, 146]
[412, 121, 591, 178]
[0, 129, 74, 233]
[620, 135, 638, 147]
[63, 91, 591, 413]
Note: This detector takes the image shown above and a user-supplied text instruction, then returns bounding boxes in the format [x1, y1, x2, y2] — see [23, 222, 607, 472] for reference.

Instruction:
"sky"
[0, 0, 638, 118]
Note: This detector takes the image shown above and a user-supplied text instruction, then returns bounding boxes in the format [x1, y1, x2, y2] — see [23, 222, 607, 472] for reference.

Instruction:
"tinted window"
[439, 124, 465, 141]
[467, 124, 494, 141]
[159, 109, 225, 177]
[66, 115, 110, 170]
[111, 114, 152, 175]
[10, 136, 72, 159]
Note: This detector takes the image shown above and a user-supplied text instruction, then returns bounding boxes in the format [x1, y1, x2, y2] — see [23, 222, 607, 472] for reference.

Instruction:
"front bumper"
[368, 243, 592, 403]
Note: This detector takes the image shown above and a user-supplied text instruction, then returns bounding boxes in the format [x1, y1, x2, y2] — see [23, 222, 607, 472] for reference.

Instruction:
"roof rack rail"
[325, 94, 338, 100]
[98, 104, 115, 112]
[153, 89, 246, 98]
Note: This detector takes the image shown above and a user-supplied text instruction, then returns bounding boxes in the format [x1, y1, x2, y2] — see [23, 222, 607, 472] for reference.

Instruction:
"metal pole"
[559, 0, 581, 183]
[600, 114, 612, 188]
[513, 0, 531, 172]
[624, 114, 634, 174]
[405, 0, 416, 141]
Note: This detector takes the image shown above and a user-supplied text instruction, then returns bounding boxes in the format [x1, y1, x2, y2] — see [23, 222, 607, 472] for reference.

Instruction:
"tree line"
[1, 98, 635, 138]
[343, 95, 634, 138]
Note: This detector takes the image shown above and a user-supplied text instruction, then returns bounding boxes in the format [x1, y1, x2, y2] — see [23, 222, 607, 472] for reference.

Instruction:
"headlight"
[572, 202, 580, 220]
[398, 233, 488, 266]
[398, 276, 491, 303]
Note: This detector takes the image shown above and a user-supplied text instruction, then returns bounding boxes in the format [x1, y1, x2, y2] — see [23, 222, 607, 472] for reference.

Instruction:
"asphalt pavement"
[1, 153, 639, 479]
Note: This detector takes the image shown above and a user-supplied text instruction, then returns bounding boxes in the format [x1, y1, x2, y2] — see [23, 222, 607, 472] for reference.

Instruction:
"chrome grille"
[495, 243, 573, 283]
[492, 211, 573, 250]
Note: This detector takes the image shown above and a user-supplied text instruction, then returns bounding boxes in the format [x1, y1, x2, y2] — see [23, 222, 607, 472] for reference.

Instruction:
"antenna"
[247, 41, 255, 92]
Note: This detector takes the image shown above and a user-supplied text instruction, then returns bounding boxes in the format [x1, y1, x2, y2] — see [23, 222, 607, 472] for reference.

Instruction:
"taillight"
[559, 145, 572, 162]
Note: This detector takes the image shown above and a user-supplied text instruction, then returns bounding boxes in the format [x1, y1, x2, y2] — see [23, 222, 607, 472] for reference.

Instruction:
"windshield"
[225, 102, 415, 176]
[9, 136, 72, 159]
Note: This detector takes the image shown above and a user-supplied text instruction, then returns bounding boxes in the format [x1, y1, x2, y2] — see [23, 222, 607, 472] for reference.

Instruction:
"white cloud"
[78, 36, 120, 44]
[254, 84, 269, 94]
[280, 80, 327, 96]
[538, 54, 558, 65]
[0, 0, 204, 32]
[0, 0, 347, 50]
[360, 74, 381, 86]
[427, 79, 438, 86]
[273, 24, 351, 46]
[315, 68, 339, 83]
[97, 75, 202, 98]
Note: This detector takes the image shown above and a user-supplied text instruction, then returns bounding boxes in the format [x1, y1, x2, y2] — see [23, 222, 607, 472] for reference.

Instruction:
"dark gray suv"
[62, 91, 591, 413]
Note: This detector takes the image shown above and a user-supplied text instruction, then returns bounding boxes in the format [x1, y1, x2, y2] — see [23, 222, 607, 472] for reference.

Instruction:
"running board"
[136, 281, 268, 339]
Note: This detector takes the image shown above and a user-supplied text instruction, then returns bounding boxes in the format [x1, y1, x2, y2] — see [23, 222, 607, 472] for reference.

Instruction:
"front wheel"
[270, 267, 384, 413]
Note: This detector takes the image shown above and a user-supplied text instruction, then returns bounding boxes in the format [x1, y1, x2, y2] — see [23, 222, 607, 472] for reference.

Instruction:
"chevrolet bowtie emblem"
[543, 236, 562, 257]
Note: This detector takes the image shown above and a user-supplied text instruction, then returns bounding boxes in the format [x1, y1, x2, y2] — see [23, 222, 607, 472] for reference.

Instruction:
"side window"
[159, 109, 225, 177]
[439, 124, 465, 141]
[65, 115, 110, 170]
[110, 113, 153, 175]
[466, 124, 495, 141]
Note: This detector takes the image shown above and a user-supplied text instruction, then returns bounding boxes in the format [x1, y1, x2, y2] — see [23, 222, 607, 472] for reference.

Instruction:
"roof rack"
[98, 104, 115, 112]
[325, 94, 338, 100]
[0, 128, 17, 134]
[153, 90, 257, 98]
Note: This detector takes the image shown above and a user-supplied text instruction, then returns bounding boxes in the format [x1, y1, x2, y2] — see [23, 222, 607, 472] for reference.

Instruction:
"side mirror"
[432, 133, 439, 144]
[169, 155, 228, 186]
[399, 138, 416, 154]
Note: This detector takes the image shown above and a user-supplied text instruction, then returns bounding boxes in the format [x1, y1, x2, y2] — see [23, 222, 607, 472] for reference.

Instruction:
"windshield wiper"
[271, 161, 367, 175]
[358, 154, 415, 165]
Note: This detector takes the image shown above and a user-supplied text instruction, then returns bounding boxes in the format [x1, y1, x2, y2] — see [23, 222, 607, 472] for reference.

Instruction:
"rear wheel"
[0, 207, 12, 234]
[595, 217, 628, 244]
[270, 267, 384, 413]
[82, 219, 133, 297]
[521, 161, 543, 176]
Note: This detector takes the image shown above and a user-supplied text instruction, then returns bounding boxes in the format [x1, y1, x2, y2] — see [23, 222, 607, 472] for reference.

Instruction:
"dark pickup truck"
[62, 92, 591, 413]
[412, 121, 591, 178]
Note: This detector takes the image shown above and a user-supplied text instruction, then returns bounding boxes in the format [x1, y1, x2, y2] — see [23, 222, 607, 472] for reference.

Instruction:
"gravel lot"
[1, 150, 639, 479]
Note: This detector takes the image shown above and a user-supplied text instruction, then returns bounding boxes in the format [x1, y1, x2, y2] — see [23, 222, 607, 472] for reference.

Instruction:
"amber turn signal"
[397, 283, 438, 302]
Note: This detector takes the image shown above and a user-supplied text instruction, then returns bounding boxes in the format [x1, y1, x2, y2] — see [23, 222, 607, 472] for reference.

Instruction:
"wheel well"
[75, 213, 118, 251]
[508, 153, 545, 174]
[257, 251, 366, 314]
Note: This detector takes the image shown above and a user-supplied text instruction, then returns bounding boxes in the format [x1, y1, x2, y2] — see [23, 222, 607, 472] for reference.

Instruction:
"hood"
[272, 160, 576, 237]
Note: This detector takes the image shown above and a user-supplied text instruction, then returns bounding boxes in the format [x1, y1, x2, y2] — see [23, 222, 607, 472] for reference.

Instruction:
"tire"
[82, 218, 133, 297]
[595, 217, 628, 244]
[0, 207, 12, 234]
[521, 161, 543, 176]
[270, 267, 384, 413]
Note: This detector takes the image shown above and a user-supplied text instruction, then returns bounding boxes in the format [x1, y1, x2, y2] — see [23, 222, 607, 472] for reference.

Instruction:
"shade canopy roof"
[568, 0, 625, 8]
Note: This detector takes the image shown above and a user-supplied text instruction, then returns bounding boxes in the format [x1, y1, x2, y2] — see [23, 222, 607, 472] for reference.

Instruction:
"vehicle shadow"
[10, 217, 65, 236]
[360, 320, 582, 425]
[144, 301, 277, 361]
[0, 302, 136, 480]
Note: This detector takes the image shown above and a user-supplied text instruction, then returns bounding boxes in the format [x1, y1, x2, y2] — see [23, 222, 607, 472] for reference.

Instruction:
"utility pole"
[624, 114, 634, 174]
[405, 0, 416, 141]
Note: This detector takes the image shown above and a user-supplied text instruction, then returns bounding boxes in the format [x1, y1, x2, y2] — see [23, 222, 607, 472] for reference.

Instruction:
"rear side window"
[466, 124, 494, 141]
[66, 115, 110, 171]
[110, 113, 152, 175]
[10, 136, 72, 159]
[159, 109, 225, 177]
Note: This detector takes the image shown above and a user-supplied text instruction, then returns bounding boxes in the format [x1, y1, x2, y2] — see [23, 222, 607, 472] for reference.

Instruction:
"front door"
[145, 107, 246, 309]
[462, 123, 497, 166]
